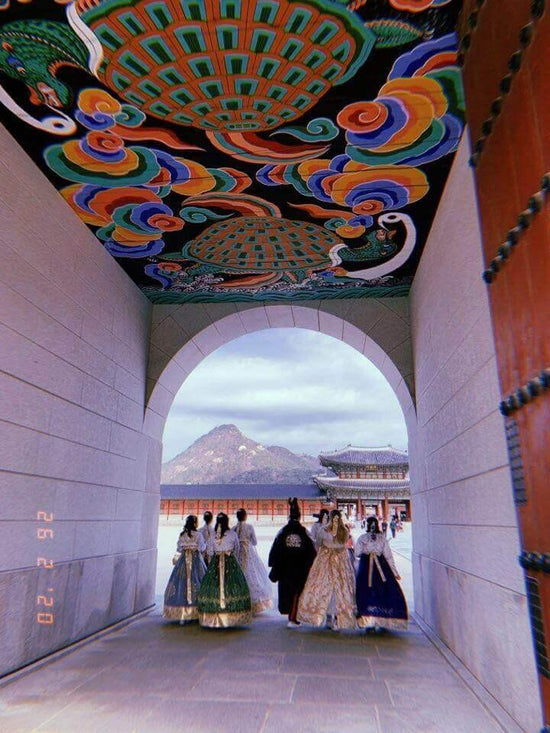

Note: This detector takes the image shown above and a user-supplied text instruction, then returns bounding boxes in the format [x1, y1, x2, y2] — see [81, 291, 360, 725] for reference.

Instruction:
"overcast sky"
[162, 328, 408, 462]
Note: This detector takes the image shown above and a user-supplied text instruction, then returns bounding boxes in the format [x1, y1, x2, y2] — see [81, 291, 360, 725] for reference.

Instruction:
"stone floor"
[0, 525, 508, 732]
[0, 609, 506, 733]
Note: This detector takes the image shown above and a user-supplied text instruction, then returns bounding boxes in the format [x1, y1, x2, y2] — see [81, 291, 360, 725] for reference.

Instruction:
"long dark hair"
[329, 509, 348, 544]
[316, 508, 329, 524]
[182, 514, 198, 537]
[366, 516, 380, 539]
[203, 510, 213, 525]
[215, 512, 229, 538]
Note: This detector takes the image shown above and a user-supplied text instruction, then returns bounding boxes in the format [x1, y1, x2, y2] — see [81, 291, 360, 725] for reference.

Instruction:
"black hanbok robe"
[268, 520, 316, 614]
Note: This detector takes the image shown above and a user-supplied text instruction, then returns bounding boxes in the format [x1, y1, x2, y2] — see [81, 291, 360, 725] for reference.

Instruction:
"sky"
[162, 328, 408, 462]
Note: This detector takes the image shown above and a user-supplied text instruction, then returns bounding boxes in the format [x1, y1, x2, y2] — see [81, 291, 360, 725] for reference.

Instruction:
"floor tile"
[137, 699, 268, 733]
[187, 671, 296, 703]
[292, 676, 390, 705]
[263, 703, 380, 733]
[377, 705, 502, 733]
[280, 652, 373, 678]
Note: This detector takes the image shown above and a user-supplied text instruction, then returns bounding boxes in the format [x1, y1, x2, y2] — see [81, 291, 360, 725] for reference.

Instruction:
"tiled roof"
[313, 477, 410, 491]
[319, 445, 408, 467]
[160, 484, 323, 499]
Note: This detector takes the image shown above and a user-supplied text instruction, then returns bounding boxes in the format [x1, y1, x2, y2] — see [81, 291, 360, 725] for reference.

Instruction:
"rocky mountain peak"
[161, 425, 319, 484]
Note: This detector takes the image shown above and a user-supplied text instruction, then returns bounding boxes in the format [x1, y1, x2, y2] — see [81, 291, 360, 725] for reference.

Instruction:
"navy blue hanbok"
[355, 532, 408, 631]
[164, 530, 207, 622]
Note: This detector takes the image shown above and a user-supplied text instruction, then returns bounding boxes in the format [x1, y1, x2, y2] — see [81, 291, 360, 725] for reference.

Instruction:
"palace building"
[313, 446, 411, 523]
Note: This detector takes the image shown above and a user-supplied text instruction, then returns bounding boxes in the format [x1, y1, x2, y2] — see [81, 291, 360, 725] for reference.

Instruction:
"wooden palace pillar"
[460, 1, 550, 725]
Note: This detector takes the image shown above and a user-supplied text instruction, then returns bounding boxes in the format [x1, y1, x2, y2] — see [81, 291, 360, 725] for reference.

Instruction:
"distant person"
[355, 516, 408, 633]
[389, 517, 397, 539]
[199, 510, 214, 565]
[197, 512, 252, 628]
[234, 508, 272, 613]
[381, 518, 388, 537]
[310, 508, 329, 549]
[268, 498, 316, 628]
[163, 515, 207, 624]
[297, 510, 356, 631]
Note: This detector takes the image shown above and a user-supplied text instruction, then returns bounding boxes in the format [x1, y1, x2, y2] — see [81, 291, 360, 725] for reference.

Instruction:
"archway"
[155, 323, 413, 607]
[144, 302, 416, 444]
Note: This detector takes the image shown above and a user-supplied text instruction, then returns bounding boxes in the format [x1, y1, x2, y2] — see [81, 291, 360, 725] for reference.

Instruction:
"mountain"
[161, 424, 320, 484]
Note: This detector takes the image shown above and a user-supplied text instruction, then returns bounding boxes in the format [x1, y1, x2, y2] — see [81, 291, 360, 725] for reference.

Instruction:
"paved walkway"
[0, 525, 507, 732]
[0, 609, 505, 733]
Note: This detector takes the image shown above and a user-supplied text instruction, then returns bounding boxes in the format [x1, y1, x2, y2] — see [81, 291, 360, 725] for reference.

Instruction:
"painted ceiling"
[0, 0, 464, 303]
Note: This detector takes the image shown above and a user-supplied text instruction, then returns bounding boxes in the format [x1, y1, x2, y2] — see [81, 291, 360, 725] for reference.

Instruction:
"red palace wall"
[460, 1, 550, 725]
[160, 499, 324, 521]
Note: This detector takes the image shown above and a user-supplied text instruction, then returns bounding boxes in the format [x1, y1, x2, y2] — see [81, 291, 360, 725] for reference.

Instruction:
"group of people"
[163, 508, 272, 628]
[163, 498, 408, 633]
[361, 514, 402, 539]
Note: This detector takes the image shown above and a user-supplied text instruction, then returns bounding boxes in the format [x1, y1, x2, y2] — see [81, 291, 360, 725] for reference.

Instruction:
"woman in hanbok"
[309, 508, 329, 549]
[199, 510, 215, 565]
[268, 498, 316, 628]
[355, 516, 408, 632]
[197, 512, 252, 628]
[163, 515, 207, 623]
[297, 509, 356, 630]
[234, 508, 272, 613]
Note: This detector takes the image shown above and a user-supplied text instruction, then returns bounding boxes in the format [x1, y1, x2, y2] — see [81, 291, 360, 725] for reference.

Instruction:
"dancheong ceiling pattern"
[0, 0, 464, 302]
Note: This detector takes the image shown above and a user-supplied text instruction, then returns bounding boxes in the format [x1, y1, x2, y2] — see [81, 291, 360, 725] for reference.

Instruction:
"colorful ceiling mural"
[0, 0, 464, 302]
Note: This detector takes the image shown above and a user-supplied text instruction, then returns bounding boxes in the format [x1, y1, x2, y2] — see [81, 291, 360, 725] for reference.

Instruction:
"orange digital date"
[37, 613, 54, 625]
[37, 528, 54, 540]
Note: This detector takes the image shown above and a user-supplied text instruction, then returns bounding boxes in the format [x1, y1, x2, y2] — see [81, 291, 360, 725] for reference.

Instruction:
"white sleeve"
[318, 528, 330, 549]
[249, 525, 258, 546]
[355, 536, 364, 558]
[196, 532, 206, 553]
[382, 539, 400, 577]
[233, 531, 240, 555]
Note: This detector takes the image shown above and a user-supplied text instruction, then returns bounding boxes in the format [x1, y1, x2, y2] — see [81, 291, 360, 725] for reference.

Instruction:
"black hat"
[288, 497, 300, 520]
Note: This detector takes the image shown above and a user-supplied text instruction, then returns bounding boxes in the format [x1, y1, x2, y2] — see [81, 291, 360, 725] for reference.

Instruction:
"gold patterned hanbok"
[297, 527, 356, 629]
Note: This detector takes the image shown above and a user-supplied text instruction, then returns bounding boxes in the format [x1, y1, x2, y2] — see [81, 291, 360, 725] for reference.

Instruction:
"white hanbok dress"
[234, 521, 273, 613]
[309, 521, 326, 549]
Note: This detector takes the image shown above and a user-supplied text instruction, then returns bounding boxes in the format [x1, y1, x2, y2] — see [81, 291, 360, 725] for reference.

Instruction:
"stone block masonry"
[0, 122, 156, 676]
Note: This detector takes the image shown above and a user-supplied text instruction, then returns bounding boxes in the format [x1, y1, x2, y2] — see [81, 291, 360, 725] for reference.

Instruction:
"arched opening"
[155, 325, 412, 608]
[144, 304, 416, 444]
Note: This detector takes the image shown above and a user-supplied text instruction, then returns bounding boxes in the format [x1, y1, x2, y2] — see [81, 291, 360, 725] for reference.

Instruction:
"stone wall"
[409, 134, 541, 730]
[0, 124, 157, 676]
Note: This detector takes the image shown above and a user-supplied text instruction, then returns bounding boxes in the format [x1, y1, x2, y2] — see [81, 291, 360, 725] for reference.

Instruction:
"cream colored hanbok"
[297, 525, 356, 629]
[234, 521, 273, 613]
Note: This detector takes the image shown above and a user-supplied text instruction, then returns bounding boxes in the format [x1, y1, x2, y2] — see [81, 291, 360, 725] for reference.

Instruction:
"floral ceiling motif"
[0, 0, 463, 302]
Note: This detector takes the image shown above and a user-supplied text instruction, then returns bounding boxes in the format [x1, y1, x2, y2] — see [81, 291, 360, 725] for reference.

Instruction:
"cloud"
[162, 328, 408, 461]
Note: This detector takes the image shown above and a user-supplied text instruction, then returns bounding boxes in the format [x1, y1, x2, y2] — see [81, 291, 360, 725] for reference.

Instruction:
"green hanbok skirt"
[197, 551, 252, 628]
